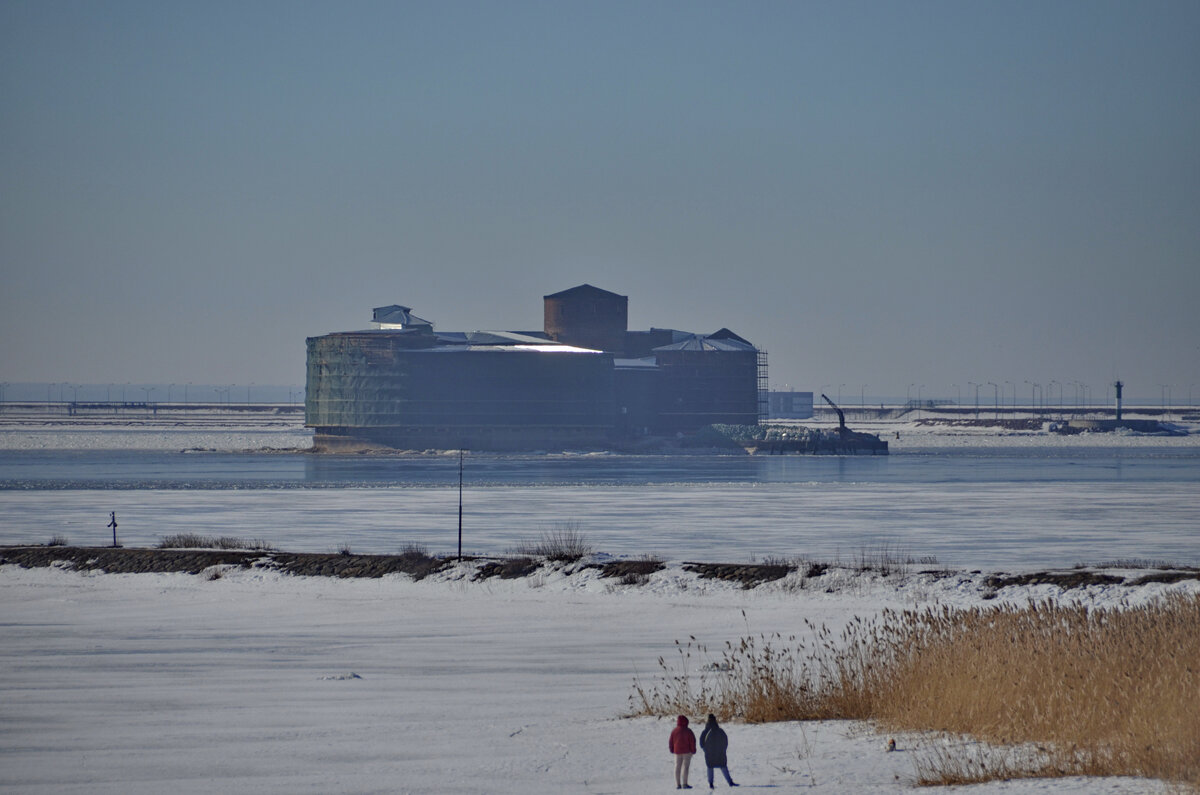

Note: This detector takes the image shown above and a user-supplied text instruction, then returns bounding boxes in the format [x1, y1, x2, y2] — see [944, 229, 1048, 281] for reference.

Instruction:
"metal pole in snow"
[457, 450, 464, 561]
[108, 511, 120, 548]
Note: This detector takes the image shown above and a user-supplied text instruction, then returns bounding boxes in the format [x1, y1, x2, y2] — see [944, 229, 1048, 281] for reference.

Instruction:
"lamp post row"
[7, 383, 307, 405]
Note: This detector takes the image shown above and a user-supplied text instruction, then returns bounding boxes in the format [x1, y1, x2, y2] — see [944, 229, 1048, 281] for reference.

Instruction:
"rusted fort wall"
[306, 333, 615, 450]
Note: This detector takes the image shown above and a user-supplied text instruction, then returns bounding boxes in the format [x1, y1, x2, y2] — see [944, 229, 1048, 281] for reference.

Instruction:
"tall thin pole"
[457, 449, 464, 561]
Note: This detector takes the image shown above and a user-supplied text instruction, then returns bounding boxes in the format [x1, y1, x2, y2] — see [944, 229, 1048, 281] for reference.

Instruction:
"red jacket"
[669, 716, 697, 754]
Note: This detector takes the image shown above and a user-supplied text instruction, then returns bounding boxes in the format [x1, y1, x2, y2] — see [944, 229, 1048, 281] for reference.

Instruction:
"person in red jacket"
[669, 715, 697, 789]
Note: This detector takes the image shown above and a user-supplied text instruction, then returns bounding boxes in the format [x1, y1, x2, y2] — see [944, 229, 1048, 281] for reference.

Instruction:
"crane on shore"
[820, 393, 847, 436]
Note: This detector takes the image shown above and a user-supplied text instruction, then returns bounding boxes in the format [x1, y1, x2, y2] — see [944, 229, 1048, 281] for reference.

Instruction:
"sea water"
[1, 447, 1197, 569]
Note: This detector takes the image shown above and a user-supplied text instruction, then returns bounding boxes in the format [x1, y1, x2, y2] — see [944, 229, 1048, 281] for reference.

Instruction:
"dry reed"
[630, 594, 1199, 789]
[512, 522, 592, 562]
[157, 534, 273, 551]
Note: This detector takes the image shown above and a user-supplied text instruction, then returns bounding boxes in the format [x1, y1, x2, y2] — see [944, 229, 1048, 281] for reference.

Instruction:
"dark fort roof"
[543, 284, 627, 301]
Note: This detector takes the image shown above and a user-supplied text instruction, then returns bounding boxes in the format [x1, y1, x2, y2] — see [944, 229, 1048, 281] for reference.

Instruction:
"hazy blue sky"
[2, 1, 1198, 400]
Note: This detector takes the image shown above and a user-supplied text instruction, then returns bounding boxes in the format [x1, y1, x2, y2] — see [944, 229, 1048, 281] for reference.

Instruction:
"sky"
[2, 0, 1198, 402]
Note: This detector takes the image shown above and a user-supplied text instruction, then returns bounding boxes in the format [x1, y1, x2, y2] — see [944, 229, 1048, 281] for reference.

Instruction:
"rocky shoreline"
[4, 545, 1198, 593]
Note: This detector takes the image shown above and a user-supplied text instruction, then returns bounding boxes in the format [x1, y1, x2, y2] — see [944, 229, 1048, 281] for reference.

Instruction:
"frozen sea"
[2, 439, 1198, 569]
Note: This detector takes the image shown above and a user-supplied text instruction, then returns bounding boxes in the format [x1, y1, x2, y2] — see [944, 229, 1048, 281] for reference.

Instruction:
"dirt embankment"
[0, 545, 674, 583]
[0, 546, 795, 586]
[0, 546, 450, 580]
[4, 546, 1198, 591]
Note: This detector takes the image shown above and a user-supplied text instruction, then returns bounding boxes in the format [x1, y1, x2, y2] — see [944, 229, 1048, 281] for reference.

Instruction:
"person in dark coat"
[668, 715, 697, 789]
[698, 714, 738, 788]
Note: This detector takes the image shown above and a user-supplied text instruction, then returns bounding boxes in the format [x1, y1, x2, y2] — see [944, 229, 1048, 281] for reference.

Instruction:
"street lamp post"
[988, 382, 999, 420]
[968, 382, 980, 419]
[457, 449, 464, 561]
[1158, 384, 1171, 420]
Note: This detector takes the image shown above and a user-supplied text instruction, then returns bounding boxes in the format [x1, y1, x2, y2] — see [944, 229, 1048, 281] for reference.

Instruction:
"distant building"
[305, 284, 766, 451]
[768, 391, 815, 420]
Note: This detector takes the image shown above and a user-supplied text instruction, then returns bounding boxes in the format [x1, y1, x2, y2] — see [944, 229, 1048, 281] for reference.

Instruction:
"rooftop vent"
[371, 305, 433, 331]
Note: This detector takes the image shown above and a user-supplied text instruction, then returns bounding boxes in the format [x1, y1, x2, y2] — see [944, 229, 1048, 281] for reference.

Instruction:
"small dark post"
[457, 450, 464, 561]
[107, 511, 120, 548]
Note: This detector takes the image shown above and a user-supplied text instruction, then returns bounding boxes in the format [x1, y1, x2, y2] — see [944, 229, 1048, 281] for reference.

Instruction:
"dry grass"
[630, 595, 1200, 789]
[512, 522, 592, 562]
[157, 534, 273, 551]
[909, 738, 1058, 786]
[629, 618, 849, 724]
[852, 541, 912, 576]
[880, 596, 1200, 787]
[399, 542, 430, 557]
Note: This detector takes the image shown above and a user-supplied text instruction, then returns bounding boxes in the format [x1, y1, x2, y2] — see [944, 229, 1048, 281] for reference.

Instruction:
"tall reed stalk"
[630, 594, 1199, 788]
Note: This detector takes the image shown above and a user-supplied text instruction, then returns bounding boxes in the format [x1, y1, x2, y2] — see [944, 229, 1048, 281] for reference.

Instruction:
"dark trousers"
[707, 764, 734, 786]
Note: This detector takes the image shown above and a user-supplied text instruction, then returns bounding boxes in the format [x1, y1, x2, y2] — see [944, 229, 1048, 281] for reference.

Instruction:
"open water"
[1, 447, 1197, 569]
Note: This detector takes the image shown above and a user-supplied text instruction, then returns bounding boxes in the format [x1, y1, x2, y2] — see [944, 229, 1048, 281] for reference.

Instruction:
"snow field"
[1, 563, 1189, 794]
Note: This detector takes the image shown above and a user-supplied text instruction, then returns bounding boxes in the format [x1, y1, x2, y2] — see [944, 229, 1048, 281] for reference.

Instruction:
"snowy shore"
[0, 405, 312, 451]
[2, 554, 1196, 794]
[801, 408, 1200, 452]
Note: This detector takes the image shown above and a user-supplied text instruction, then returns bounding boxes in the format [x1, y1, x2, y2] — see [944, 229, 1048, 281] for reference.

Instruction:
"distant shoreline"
[0, 401, 1196, 452]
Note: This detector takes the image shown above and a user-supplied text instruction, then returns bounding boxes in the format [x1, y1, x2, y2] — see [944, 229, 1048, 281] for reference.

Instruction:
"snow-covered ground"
[0, 406, 312, 451]
[2, 561, 1192, 794]
[798, 408, 1200, 451]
